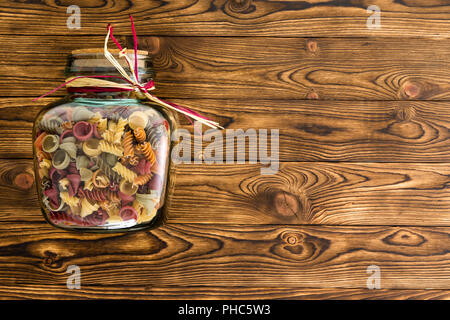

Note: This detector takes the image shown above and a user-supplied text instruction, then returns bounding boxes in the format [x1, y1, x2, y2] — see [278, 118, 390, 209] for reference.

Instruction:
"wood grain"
[0, 0, 449, 38]
[2, 160, 450, 225]
[3, 35, 450, 100]
[1, 285, 449, 300]
[2, 98, 450, 162]
[0, 223, 449, 289]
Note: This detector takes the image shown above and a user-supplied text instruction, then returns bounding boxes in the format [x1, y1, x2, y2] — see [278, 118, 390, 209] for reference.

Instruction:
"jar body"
[33, 97, 173, 232]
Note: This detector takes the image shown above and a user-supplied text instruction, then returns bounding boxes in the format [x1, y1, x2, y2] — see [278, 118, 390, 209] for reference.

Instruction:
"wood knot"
[13, 172, 34, 190]
[401, 80, 422, 99]
[227, 0, 252, 13]
[273, 191, 301, 217]
[43, 250, 58, 267]
[281, 231, 304, 245]
[306, 40, 318, 53]
[382, 229, 426, 247]
[142, 37, 160, 55]
[395, 105, 416, 122]
[272, 230, 330, 261]
[306, 91, 319, 99]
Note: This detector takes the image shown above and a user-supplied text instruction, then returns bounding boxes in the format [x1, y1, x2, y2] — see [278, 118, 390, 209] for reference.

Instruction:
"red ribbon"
[33, 15, 215, 126]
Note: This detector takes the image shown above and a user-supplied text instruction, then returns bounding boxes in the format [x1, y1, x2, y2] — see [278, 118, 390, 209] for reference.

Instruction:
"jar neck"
[65, 50, 154, 100]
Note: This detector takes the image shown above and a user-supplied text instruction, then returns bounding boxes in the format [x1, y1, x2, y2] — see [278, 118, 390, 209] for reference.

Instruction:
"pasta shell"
[104, 153, 118, 167]
[135, 193, 159, 217]
[119, 206, 138, 221]
[59, 142, 77, 159]
[82, 139, 102, 157]
[119, 179, 138, 195]
[79, 167, 93, 182]
[43, 196, 66, 212]
[72, 107, 94, 122]
[66, 174, 82, 197]
[42, 135, 59, 153]
[129, 111, 148, 129]
[76, 155, 90, 169]
[52, 150, 70, 170]
[61, 136, 76, 144]
[80, 197, 99, 218]
[73, 121, 94, 141]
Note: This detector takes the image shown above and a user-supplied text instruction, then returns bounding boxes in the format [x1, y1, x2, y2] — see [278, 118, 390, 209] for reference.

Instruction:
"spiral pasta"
[112, 162, 137, 183]
[134, 173, 152, 186]
[133, 127, 146, 143]
[78, 188, 120, 202]
[102, 130, 120, 145]
[49, 211, 85, 226]
[115, 118, 127, 136]
[94, 156, 121, 183]
[39, 117, 63, 134]
[128, 155, 139, 166]
[99, 140, 124, 157]
[122, 130, 135, 158]
[137, 142, 156, 166]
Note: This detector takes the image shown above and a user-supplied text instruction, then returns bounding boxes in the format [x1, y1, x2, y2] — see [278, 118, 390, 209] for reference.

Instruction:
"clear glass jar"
[33, 49, 176, 232]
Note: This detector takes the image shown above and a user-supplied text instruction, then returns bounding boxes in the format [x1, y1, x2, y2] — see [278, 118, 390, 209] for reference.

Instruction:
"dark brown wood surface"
[3, 36, 450, 100]
[0, 0, 449, 37]
[0, 0, 449, 300]
[2, 160, 450, 225]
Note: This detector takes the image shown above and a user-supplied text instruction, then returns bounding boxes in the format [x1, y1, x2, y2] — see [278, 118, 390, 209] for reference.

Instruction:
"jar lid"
[69, 48, 151, 70]
[71, 48, 149, 56]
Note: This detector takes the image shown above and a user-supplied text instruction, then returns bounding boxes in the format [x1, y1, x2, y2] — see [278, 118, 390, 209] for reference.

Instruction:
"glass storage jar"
[33, 49, 176, 232]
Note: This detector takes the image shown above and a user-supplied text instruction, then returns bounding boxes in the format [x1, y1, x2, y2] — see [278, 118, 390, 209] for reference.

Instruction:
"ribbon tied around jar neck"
[33, 15, 223, 130]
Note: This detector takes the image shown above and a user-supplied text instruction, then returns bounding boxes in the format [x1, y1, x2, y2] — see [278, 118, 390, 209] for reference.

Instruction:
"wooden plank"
[2, 98, 450, 161]
[2, 160, 450, 225]
[0, 223, 449, 289]
[0, 0, 449, 38]
[0, 285, 449, 300]
[3, 36, 450, 99]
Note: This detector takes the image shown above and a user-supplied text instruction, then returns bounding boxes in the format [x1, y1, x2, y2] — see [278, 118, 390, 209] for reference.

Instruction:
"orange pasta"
[122, 130, 135, 158]
[37, 150, 51, 162]
[133, 127, 146, 143]
[128, 155, 139, 166]
[137, 142, 156, 166]
[134, 173, 152, 186]
[34, 132, 47, 151]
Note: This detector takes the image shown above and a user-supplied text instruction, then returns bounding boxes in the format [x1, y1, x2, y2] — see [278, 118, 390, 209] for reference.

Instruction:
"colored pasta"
[137, 142, 156, 166]
[112, 162, 137, 183]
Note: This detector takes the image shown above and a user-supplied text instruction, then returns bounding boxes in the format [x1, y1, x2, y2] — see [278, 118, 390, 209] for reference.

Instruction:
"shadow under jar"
[33, 49, 177, 232]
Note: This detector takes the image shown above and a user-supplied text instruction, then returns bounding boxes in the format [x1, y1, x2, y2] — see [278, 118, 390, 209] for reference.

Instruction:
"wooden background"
[0, 0, 450, 300]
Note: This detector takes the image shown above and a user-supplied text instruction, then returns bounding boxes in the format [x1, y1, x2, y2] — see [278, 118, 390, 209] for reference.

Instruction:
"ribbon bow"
[34, 16, 222, 130]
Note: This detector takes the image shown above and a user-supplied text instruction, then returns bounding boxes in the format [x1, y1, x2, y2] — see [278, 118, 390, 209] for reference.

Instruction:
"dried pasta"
[137, 142, 156, 166]
[99, 140, 124, 157]
[134, 173, 152, 186]
[133, 127, 146, 143]
[122, 130, 135, 158]
[112, 162, 137, 183]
